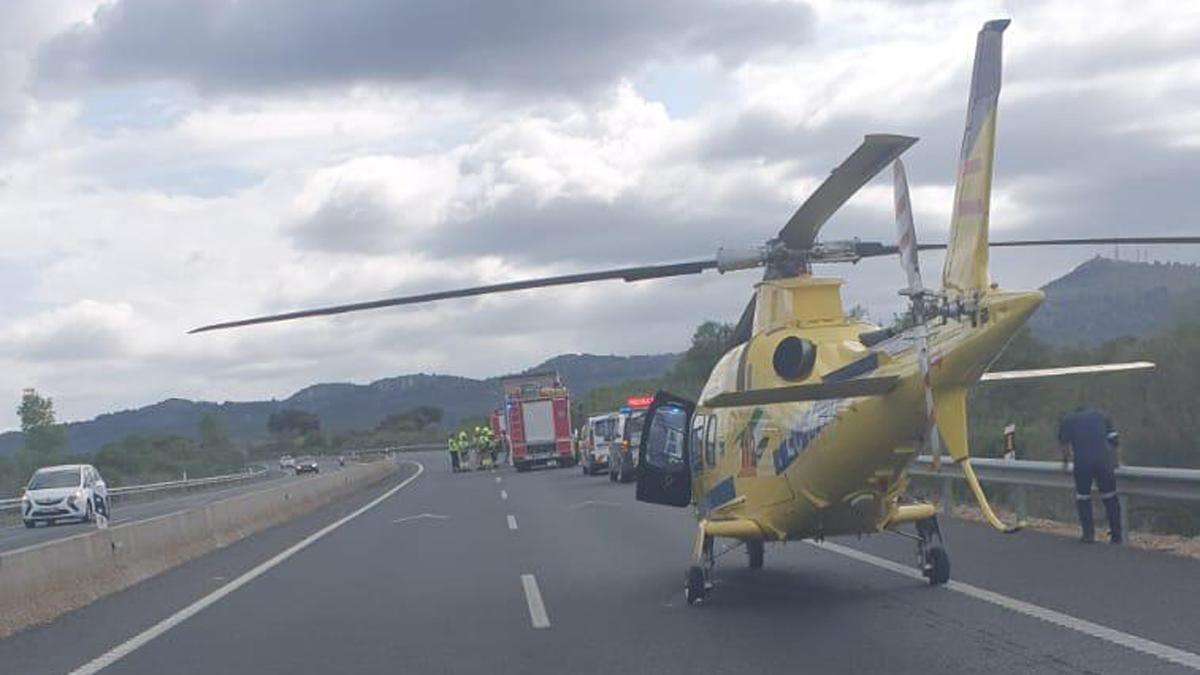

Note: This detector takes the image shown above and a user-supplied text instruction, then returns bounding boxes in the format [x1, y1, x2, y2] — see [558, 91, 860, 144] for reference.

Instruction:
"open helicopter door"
[635, 391, 695, 507]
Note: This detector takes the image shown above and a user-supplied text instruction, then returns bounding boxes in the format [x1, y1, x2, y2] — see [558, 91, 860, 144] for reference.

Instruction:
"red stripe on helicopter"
[956, 198, 985, 216]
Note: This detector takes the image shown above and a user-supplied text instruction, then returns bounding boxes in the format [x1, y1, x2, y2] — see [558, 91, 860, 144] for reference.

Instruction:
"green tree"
[267, 409, 321, 436]
[377, 406, 443, 433]
[669, 320, 735, 393]
[17, 389, 66, 455]
[94, 433, 244, 486]
[198, 413, 232, 451]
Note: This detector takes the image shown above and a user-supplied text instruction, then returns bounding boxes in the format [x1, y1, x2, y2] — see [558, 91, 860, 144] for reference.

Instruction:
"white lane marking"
[569, 500, 621, 509]
[507, 514, 518, 530]
[69, 461, 425, 675]
[495, 477, 502, 484]
[391, 513, 449, 524]
[812, 540, 1200, 672]
[500, 490, 508, 500]
[520, 574, 550, 629]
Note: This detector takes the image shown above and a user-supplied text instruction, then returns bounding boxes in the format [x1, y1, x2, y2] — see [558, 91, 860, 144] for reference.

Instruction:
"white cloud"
[0, 299, 141, 361]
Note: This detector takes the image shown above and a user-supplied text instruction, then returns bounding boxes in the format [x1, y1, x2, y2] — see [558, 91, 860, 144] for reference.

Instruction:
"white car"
[279, 455, 295, 470]
[21, 464, 110, 528]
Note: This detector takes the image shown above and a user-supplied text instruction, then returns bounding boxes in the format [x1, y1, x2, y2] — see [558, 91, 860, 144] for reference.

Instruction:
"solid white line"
[507, 514, 518, 530]
[69, 461, 425, 675]
[811, 540, 1200, 672]
[520, 574, 550, 628]
[500, 490, 508, 500]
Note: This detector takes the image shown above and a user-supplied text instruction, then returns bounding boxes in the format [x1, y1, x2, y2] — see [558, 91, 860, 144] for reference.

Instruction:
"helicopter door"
[635, 392, 694, 507]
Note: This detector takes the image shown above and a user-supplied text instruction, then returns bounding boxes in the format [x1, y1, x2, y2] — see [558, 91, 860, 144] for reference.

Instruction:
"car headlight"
[20, 492, 29, 503]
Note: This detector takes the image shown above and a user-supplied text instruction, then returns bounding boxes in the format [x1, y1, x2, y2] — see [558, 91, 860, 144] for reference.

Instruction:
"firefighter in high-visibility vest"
[475, 425, 497, 470]
[448, 435, 463, 472]
[456, 430, 473, 471]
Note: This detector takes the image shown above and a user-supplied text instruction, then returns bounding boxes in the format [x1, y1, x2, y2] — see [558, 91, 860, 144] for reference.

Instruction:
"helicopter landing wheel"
[914, 515, 949, 585]
[747, 540, 764, 569]
[685, 566, 707, 605]
[923, 546, 951, 585]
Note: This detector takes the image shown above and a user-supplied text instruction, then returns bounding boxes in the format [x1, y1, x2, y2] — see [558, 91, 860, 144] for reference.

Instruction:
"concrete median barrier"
[0, 459, 400, 638]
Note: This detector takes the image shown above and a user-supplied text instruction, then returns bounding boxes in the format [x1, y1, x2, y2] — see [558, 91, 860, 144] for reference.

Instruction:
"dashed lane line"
[520, 574, 550, 629]
[507, 514, 518, 530]
[500, 490, 508, 500]
[812, 540, 1200, 672]
[69, 461, 426, 675]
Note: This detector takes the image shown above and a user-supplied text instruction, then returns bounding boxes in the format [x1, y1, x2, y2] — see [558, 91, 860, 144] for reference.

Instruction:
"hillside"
[0, 353, 678, 456]
[1029, 257, 1200, 346]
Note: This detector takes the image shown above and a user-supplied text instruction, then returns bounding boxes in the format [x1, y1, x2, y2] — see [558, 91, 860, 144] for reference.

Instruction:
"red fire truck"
[498, 371, 574, 472]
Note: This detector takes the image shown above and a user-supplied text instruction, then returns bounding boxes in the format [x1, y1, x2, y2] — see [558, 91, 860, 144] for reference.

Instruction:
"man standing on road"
[1058, 406, 1123, 544]
[448, 436, 462, 473]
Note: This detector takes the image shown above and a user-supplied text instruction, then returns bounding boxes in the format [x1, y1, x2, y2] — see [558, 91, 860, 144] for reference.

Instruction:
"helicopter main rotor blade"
[853, 235, 1200, 258]
[778, 134, 918, 250]
[190, 259, 718, 334]
[967, 236, 1200, 249]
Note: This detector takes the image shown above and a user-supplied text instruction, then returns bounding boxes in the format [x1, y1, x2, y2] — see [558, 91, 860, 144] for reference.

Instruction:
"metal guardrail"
[910, 455, 1200, 501]
[0, 465, 270, 514]
[355, 444, 445, 453]
[910, 455, 1200, 534]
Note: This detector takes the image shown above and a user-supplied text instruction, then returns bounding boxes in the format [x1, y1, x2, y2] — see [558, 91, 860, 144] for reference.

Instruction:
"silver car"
[21, 464, 110, 528]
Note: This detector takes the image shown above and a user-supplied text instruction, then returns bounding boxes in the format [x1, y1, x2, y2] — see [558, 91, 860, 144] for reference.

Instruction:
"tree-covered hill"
[1028, 257, 1200, 347]
[0, 353, 678, 456]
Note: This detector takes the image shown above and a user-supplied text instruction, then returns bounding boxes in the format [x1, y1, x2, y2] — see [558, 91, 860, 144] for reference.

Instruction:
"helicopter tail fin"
[942, 19, 1009, 294]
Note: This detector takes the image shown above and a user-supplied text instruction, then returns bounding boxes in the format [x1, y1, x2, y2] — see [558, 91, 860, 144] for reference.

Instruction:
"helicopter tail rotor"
[892, 159, 942, 472]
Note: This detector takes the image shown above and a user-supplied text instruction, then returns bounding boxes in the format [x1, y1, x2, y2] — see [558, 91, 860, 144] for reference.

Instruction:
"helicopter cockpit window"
[644, 404, 688, 470]
[704, 416, 718, 467]
[690, 415, 706, 472]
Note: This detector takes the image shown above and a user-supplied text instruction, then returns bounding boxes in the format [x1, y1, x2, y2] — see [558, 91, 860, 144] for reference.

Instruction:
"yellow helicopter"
[192, 19, 1199, 605]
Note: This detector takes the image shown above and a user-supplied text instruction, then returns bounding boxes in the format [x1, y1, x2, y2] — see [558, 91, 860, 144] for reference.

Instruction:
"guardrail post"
[1015, 485, 1027, 521]
[941, 476, 955, 511]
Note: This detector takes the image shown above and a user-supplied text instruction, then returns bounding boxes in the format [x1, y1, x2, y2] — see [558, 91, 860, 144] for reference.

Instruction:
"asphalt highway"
[0, 461, 336, 554]
[2, 450, 1199, 674]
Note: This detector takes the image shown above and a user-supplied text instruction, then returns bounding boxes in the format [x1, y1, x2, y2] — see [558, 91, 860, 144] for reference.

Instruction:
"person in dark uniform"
[1058, 406, 1122, 544]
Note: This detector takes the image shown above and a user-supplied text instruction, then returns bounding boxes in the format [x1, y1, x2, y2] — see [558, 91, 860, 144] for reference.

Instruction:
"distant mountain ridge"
[0, 353, 679, 456]
[1028, 257, 1200, 346]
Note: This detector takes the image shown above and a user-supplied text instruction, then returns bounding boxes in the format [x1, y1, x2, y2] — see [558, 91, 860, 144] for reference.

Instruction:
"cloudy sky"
[2, 0, 1199, 430]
